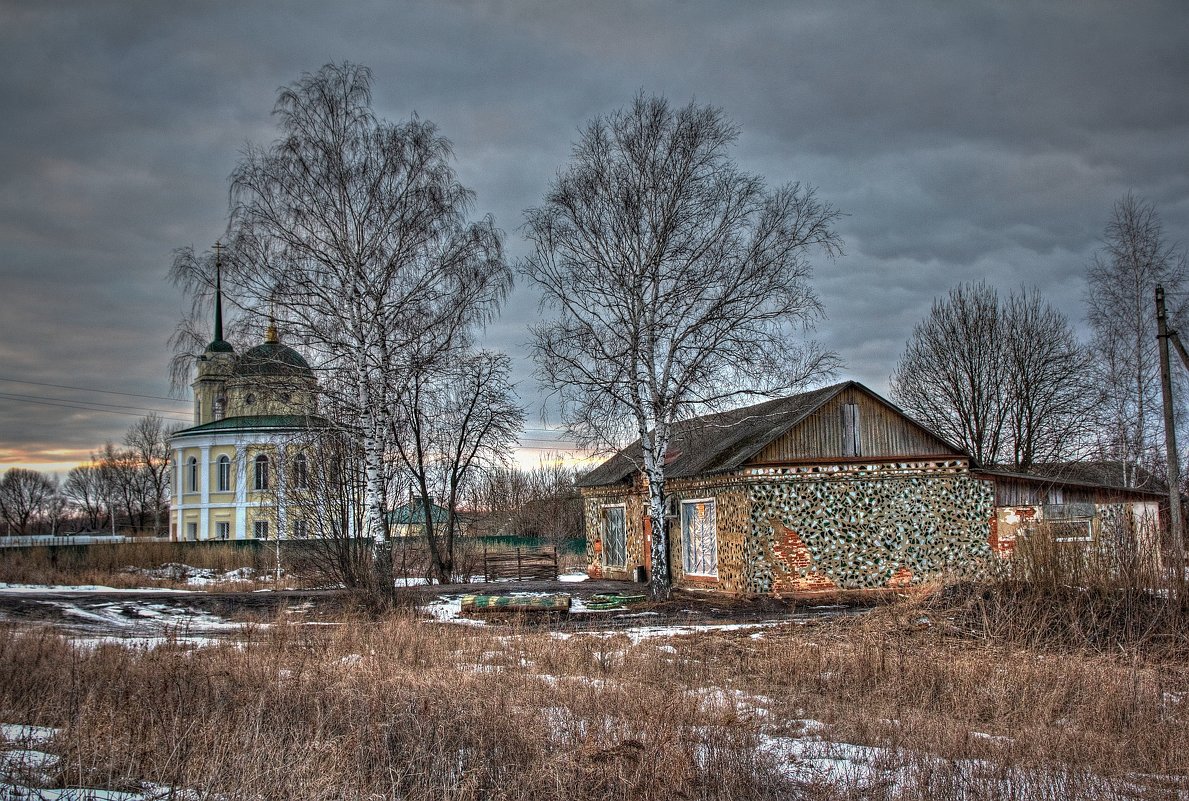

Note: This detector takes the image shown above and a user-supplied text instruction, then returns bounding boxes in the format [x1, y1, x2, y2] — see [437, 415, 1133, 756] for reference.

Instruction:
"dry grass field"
[0, 587, 1186, 800]
[1, 531, 1186, 799]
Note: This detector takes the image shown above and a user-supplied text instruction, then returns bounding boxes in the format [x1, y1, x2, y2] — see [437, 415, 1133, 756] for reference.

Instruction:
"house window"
[216, 455, 231, 492]
[292, 453, 309, 490]
[1050, 520, 1093, 543]
[292, 519, 308, 539]
[254, 520, 269, 539]
[254, 455, 270, 490]
[185, 522, 198, 541]
[600, 505, 627, 567]
[215, 521, 230, 541]
[841, 402, 862, 457]
[682, 499, 717, 576]
[186, 457, 198, 493]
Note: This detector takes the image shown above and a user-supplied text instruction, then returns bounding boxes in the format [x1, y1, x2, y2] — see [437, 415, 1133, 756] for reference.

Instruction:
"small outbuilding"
[976, 463, 1163, 563]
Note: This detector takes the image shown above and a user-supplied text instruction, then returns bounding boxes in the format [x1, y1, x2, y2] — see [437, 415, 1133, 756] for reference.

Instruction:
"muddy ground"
[0, 580, 872, 641]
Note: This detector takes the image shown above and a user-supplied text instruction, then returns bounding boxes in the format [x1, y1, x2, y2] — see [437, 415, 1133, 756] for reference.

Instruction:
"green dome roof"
[235, 342, 314, 379]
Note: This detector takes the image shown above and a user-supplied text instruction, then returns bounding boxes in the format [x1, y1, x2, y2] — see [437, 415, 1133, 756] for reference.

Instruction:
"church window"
[292, 453, 309, 489]
[254, 455, 270, 490]
[281, 392, 292, 403]
[245, 393, 256, 405]
[186, 457, 198, 493]
[216, 455, 231, 492]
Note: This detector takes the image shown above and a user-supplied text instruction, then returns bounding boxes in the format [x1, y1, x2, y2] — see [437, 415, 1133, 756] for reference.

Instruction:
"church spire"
[214, 241, 224, 343]
[203, 242, 234, 354]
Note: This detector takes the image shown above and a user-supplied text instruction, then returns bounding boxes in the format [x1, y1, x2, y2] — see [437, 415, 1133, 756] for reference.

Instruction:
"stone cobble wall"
[582, 490, 647, 580]
[748, 469, 993, 592]
[584, 463, 994, 593]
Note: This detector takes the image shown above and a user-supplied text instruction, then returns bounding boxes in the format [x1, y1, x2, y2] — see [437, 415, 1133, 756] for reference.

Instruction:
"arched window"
[292, 453, 309, 489]
[186, 457, 198, 493]
[254, 454, 270, 491]
[216, 455, 231, 492]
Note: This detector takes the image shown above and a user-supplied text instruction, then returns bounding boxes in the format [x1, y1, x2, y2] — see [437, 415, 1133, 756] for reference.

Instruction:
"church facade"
[169, 282, 325, 541]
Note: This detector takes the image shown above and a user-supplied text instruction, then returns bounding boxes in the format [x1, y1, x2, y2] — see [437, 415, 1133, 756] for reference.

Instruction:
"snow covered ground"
[1, 722, 181, 800]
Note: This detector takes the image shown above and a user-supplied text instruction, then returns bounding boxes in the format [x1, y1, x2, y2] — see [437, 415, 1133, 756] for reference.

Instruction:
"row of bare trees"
[891, 194, 1187, 489]
[464, 459, 583, 545]
[1, 413, 174, 536]
[167, 67, 846, 599]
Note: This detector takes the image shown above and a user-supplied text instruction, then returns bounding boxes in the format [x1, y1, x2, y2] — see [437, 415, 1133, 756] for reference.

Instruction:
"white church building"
[169, 274, 324, 541]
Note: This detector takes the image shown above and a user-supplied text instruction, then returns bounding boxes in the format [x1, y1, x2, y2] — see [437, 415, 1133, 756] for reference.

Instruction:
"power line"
[0, 394, 192, 424]
[0, 390, 190, 417]
[0, 376, 187, 403]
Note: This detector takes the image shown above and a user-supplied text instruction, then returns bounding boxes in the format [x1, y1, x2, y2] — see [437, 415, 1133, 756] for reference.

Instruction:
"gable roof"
[578, 381, 953, 487]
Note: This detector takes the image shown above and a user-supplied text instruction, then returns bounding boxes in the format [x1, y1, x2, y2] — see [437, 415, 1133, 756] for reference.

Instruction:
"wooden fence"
[481, 546, 559, 582]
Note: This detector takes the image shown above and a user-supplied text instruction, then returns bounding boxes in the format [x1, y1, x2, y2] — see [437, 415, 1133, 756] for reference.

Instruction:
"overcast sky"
[2, 0, 1187, 474]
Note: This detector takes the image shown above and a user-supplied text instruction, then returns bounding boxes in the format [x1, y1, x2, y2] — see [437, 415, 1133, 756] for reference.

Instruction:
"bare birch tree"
[1086, 193, 1188, 487]
[171, 63, 510, 595]
[891, 282, 1091, 469]
[522, 95, 842, 598]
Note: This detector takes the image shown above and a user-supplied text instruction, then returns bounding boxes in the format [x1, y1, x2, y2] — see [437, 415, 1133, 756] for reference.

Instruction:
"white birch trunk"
[358, 359, 393, 601]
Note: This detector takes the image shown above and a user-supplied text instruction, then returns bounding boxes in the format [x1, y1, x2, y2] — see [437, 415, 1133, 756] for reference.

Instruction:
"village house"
[577, 381, 1165, 594]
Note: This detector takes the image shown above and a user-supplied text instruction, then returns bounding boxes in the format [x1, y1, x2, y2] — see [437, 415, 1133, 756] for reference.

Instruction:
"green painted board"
[460, 594, 571, 612]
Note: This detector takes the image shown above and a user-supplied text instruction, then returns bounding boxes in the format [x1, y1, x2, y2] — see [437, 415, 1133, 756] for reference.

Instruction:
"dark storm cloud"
[1, 0, 1187, 464]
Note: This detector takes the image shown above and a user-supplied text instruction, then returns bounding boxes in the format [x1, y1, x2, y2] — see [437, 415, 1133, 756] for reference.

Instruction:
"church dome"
[236, 341, 314, 379]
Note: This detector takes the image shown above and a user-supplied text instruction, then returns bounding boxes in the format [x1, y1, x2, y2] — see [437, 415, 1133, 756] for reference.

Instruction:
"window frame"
[216, 455, 231, 493]
[292, 453, 309, 490]
[215, 521, 230, 541]
[681, 497, 718, 577]
[186, 456, 198, 493]
[599, 504, 628, 567]
[253, 454, 270, 491]
[253, 520, 269, 539]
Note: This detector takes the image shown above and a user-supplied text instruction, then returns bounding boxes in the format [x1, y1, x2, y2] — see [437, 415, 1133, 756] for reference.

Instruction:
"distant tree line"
[0, 413, 174, 536]
[463, 459, 584, 545]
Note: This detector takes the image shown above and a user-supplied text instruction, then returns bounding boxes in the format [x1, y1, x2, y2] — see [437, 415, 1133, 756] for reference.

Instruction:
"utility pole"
[1155, 285, 1186, 593]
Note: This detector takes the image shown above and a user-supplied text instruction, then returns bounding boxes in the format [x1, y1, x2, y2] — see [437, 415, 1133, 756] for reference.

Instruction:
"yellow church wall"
[246, 507, 278, 539]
